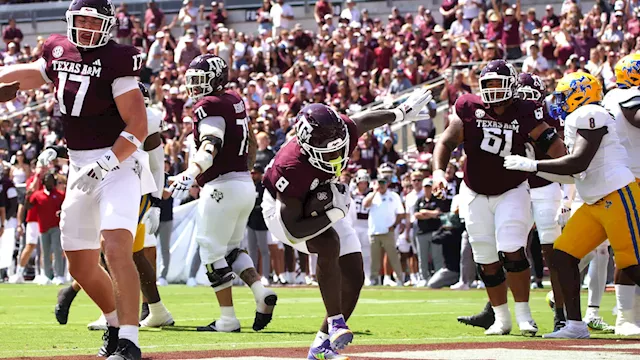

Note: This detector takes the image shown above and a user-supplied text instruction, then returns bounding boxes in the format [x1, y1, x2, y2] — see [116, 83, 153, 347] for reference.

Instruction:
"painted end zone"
[8, 340, 640, 360]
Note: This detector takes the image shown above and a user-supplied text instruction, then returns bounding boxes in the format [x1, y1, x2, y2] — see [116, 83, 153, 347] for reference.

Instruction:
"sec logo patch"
[52, 46, 64, 58]
[475, 109, 485, 118]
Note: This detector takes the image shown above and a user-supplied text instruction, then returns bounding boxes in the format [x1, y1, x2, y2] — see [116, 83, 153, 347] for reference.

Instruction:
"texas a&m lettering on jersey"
[41, 34, 141, 150]
[456, 93, 543, 195]
[192, 90, 250, 186]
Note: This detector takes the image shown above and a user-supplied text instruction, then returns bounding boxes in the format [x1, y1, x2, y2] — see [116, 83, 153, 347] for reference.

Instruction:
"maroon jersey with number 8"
[456, 93, 543, 195]
[41, 34, 142, 150]
[192, 90, 250, 186]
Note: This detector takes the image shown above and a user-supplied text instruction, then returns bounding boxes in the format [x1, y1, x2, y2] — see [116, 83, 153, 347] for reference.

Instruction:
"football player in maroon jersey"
[167, 54, 279, 334]
[433, 60, 566, 337]
[261, 87, 433, 359]
[0, 0, 150, 358]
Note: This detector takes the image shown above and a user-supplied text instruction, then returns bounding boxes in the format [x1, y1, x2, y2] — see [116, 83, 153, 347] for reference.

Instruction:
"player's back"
[456, 93, 543, 195]
[603, 87, 640, 179]
[564, 104, 634, 204]
[40, 34, 142, 152]
[192, 90, 251, 186]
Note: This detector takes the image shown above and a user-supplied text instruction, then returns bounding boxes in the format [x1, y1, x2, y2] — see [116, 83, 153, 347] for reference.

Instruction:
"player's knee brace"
[205, 263, 235, 292]
[499, 247, 530, 273]
[225, 248, 254, 275]
[477, 264, 506, 288]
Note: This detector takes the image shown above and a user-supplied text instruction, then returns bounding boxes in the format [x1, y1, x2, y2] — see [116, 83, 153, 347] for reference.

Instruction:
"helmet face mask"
[185, 55, 229, 100]
[517, 86, 542, 101]
[517, 73, 545, 102]
[185, 69, 213, 101]
[66, 0, 116, 49]
[479, 60, 518, 105]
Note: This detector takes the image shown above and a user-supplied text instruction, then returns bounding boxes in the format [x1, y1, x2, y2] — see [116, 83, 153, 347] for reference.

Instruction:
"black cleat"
[457, 301, 495, 330]
[140, 302, 149, 322]
[106, 339, 141, 360]
[55, 286, 78, 325]
[253, 293, 278, 331]
[98, 326, 119, 357]
[54, 303, 70, 325]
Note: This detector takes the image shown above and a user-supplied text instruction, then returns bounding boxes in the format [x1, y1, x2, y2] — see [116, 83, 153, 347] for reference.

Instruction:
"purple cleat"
[307, 339, 350, 360]
[328, 316, 354, 351]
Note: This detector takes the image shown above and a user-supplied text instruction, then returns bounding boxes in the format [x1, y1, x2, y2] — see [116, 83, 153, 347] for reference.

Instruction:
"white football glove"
[524, 142, 536, 160]
[329, 183, 351, 217]
[168, 164, 201, 199]
[143, 207, 161, 234]
[69, 151, 118, 194]
[503, 155, 538, 173]
[555, 201, 572, 227]
[395, 87, 433, 122]
[37, 148, 57, 167]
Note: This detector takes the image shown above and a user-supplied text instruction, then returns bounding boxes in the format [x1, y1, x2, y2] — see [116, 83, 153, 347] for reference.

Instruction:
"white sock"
[493, 303, 511, 324]
[220, 306, 236, 319]
[148, 301, 168, 315]
[250, 281, 267, 302]
[616, 284, 636, 312]
[568, 320, 585, 328]
[118, 325, 139, 347]
[514, 302, 533, 322]
[585, 306, 600, 320]
[104, 310, 119, 327]
[16, 266, 24, 275]
[311, 331, 329, 348]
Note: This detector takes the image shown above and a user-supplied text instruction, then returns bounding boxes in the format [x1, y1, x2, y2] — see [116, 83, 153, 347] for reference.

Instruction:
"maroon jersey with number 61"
[263, 115, 359, 201]
[41, 34, 142, 150]
[456, 93, 543, 195]
[192, 90, 250, 186]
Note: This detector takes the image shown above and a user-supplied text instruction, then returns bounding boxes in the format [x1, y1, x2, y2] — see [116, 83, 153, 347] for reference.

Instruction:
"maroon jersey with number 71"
[192, 90, 250, 186]
[40, 34, 143, 151]
[455, 93, 544, 195]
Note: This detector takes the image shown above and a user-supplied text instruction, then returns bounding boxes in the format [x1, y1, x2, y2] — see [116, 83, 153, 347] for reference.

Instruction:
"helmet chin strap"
[330, 156, 343, 177]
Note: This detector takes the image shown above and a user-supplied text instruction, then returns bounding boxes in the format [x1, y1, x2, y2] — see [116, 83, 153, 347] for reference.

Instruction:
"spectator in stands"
[522, 43, 549, 74]
[495, 0, 523, 59]
[602, 50, 618, 90]
[379, 136, 400, 165]
[314, 0, 333, 26]
[340, 0, 361, 25]
[145, 0, 165, 33]
[146, 31, 165, 75]
[449, 9, 470, 39]
[171, 0, 200, 30]
[257, 0, 273, 33]
[2, 18, 23, 50]
[522, 8, 541, 41]
[389, 68, 412, 95]
[10, 150, 29, 186]
[116, 3, 134, 45]
[441, 70, 470, 116]
[26, 172, 64, 284]
[205, 1, 227, 30]
[247, 164, 270, 285]
[254, 131, 275, 170]
[348, 36, 375, 79]
[542, 5, 560, 29]
[176, 33, 199, 68]
[270, 0, 295, 37]
[439, 0, 458, 30]
[363, 173, 406, 286]
[163, 87, 185, 124]
[3, 42, 19, 66]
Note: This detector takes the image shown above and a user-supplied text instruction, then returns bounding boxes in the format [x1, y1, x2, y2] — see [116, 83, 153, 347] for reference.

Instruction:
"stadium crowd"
[0, 0, 635, 289]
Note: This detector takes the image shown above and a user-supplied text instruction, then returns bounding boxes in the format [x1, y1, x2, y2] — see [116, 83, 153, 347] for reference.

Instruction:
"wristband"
[149, 196, 162, 207]
[432, 169, 446, 180]
[98, 150, 120, 171]
[392, 108, 404, 122]
[120, 131, 142, 148]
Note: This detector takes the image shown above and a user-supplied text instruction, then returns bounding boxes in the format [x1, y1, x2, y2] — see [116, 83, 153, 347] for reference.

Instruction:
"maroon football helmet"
[295, 104, 349, 176]
[517, 73, 546, 102]
[66, 0, 116, 48]
[479, 59, 518, 104]
[185, 54, 229, 100]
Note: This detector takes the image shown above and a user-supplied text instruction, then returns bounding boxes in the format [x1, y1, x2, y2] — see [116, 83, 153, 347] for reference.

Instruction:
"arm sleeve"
[198, 116, 226, 144]
[36, 57, 52, 84]
[147, 145, 165, 199]
[112, 76, 139, 99]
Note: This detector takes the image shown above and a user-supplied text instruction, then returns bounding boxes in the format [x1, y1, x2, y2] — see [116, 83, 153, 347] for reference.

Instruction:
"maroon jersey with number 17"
[192, 90, 250, 186]
[40, 34, 142, 151]
[455, 93, 543, 196]
[263, 115, 359, 200]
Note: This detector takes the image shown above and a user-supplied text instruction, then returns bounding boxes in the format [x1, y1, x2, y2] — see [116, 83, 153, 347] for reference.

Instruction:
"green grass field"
[0, 284, 619, 358]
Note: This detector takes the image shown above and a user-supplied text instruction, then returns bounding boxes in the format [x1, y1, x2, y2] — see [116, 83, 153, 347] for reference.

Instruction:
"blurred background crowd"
[0, 0, 627, 288]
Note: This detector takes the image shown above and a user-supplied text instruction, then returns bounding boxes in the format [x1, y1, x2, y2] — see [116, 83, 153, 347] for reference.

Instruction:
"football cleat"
[139, 307, 174, 328]
[98, 326, 119, 357]
[8, 273, 24, 284]
[253, 291, 278, 331]
[196, 317, 241, 332]
[88, 314, 108, 331]
[55, 303, 70, 325]
[156, 277, 168, 286]
[55, 286, 78, 325]
[105, 339, 141, 360]
[328, 316, 353, 351]
[484, 320, 512, 335]
[584, 316, 614, 333]
[307, 339, 350, 360]
[457, 301, 495, 330]
[186, 277, 198, 287]
[543, 322, 590, 339]
[140, 303, 149, 322]
[615, 310, 640, 336]
[554, 319, 567, 332]
[518, 320, 538, 337]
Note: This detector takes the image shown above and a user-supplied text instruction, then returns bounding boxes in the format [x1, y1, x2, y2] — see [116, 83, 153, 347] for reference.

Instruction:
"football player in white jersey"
[504, 71, 640, 339]
[602, 53, 640, 335]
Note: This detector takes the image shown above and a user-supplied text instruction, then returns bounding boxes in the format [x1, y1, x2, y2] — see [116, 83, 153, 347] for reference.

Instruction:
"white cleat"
[196, 316, 241, 332]
[616, 310, 640, 336]
[52, 276, 65, 286]
[34, 274, 51, 285]
[518, 320, 538, 337]
[87, 314, 108, 331]
[450, 281, 470, 290]
[186, 277, 198, 287]
[543, 322, 590, 338]
[414, 279, 428, 287]
[383, 276, 397, 287]
[156, 277, 169, 286]
[140, 308, 174, 328]
[484, 320, 512, 335]
[8, 273, 24, 284]
[260, 276, 270, 287]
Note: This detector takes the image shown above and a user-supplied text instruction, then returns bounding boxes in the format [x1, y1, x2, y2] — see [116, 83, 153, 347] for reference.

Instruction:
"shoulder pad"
[566, 105, 610, 130]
